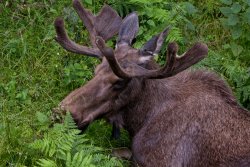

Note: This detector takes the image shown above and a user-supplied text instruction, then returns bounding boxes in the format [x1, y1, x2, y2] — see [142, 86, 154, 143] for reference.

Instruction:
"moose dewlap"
[54, 0, 250, 166]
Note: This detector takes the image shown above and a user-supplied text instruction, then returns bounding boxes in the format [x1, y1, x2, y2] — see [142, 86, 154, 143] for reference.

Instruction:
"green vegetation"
[0, 0, 249, 166]
[30, 112, 124, 167]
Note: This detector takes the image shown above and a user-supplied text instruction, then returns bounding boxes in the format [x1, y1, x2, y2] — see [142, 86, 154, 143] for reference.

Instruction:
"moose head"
[54, 0, 208, 134]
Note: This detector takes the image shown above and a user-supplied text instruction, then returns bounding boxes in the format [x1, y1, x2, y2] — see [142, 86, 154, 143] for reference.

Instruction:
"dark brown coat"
[54, 1, 250, 166]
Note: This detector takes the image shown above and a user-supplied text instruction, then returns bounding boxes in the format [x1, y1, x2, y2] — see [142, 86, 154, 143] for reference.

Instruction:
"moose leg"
[111, 122, 121, 139]
[106, 112, 124, 139]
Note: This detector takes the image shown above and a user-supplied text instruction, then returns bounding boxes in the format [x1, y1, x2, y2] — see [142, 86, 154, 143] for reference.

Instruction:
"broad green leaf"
[246, 0, 250, 6]
[219, 7, 232, 17]
[130, 0, 162, 3]
[227, 14, 239, 26]
[184, 2, 198, 15]
[16, 89, 29, 101]
[245, 31, 250, 41]
[36, 112, 49, 124]
[231, 26, 242, 39]
[246, 78, 250, 85]
[230, 43, 243, 57]
[220, 18, 229, 28]
[222, 44, 231, 49]
[220, 0, 232, 5]
[231, 3, 241, 13]
[186, 21, 195, 31]
[244, 8, 250, 24]
[147, 20, 155, 26]
[84, 0, 92, 5]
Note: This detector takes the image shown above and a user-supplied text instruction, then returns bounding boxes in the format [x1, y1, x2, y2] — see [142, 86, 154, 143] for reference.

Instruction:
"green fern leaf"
[37, 159, 58, 167]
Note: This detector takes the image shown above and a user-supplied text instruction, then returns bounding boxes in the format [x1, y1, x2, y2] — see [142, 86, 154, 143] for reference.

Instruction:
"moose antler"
[54, 0, 122, 58]
[96, 36, 208, 79]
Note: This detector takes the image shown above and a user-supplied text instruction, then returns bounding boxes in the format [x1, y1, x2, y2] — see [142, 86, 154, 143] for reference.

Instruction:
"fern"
[36, 159, 58, 167]
[30, 112, 123, 167]
[198, 49, 250, 109]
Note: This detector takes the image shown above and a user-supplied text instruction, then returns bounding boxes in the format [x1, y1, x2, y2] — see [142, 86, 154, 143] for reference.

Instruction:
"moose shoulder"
[54, 0, 250, 166]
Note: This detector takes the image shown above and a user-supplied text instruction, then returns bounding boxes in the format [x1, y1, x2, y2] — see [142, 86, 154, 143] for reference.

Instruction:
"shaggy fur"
[119, 70, 250, 166]
[54, 1, 250, 166]
[59, 58, 250, 166]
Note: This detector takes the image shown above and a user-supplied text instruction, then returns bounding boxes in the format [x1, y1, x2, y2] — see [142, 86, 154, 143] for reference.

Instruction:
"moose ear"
[140, 27, 170, 56]
[117, 12, 139, 46]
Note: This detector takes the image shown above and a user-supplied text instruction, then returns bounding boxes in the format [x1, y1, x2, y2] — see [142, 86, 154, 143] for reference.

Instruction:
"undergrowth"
[30, 112, 124, 167]
[0, 0, 249, 166]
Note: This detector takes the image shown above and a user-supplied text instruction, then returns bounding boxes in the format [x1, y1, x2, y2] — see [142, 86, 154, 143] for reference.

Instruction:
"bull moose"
[54, 0, 250, 166]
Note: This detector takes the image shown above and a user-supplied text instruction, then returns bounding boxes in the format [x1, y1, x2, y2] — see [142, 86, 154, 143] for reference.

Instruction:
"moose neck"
[122, 78, 174, 137]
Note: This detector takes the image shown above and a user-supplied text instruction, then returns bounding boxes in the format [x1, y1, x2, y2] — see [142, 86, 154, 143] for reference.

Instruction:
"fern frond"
[31, 112, 123, 166]
[36, 159, 58, 167]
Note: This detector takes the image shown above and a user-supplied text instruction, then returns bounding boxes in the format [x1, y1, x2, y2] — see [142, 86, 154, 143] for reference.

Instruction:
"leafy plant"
[219, 0, 250, 40]
[215, 0, 250, 108]
[30, 112, 123, 167]
[63, 61, 94, 87]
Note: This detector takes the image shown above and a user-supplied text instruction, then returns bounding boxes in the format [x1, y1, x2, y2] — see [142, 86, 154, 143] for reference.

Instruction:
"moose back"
[54, 0, 250, 166]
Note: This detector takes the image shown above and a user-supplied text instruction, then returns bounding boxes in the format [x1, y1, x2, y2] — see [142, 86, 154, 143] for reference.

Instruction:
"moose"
[54, 0, 250, 166]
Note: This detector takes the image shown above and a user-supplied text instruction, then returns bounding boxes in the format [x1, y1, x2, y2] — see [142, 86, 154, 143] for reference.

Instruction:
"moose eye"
[113, 80, 127, 91]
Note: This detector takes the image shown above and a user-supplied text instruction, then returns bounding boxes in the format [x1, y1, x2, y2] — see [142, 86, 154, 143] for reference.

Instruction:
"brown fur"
[59, 57, 250, 166]
[54, 1, 250, 166]
[120, 69, 250, 166]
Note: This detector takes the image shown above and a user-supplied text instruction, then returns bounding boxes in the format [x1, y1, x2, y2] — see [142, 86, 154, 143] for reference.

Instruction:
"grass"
[0, 0, 249, 166]
[0, 1, 129, 166]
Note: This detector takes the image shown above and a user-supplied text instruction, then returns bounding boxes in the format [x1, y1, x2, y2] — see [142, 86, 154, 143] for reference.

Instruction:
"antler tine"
[129, 43, 180, 79]
[170, 42, 208, 75]
[141, 42, 208, 79]
[157, 42, 179, 77]
[96, 37, 208, 79]
[95, 37, 131, 79]
[54, 18, 102, 58]
[55, 0, 122, 58]
[95, 36, 174, 79]
[73, 0, 96, 47]
[73, 0, 122, 47]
